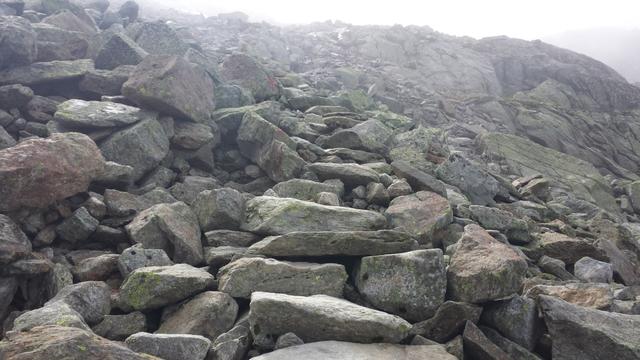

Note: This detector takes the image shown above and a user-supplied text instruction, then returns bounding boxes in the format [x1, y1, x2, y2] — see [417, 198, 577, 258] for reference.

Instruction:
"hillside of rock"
[1, 1, 640, 359]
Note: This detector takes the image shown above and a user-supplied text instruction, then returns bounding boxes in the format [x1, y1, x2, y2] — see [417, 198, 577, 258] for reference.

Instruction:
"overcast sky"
[167, 0, 640, 39]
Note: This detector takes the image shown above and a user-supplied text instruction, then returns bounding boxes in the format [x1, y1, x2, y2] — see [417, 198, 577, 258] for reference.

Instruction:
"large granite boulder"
[54, 99, 150, 129]
[94, 33, 147, 70]
[0, 16, 36, 70]
[0, 132, 104, 211]
[220, 53, 280, 101]
[125, 332, 210, 360]
[242, 196, 387, 235]
[122, 55, 215, 122]
[447, 224, 527, 303]
[307, 162, 380, 188]
[0, 214, 31, 264]
[436, 153, 506, 205]
[0, 59, 94, 86]
[384, 191, 452, 244]
[249, 292, 412, 343]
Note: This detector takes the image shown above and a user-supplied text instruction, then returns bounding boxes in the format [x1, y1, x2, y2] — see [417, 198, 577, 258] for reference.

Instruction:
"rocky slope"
[1, 1, 640, 359]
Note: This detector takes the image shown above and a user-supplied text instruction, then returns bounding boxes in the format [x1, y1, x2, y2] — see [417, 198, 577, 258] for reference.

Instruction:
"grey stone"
[539, 295, 640, 360]
[0, 59, 94, 86]
[193, 188, 245, 232]
[126, 201, 203, 266]
[55, 207, 99, 243]
[0, 214, 31, 265]
[158, 291, 238, 340]
[391, 160, 447, 197]
[317, 191, 340, 206]
[125, 332, 211, 360]
[274, 332, 304, 350]
[79, 65, 133, 96]
[0, 84, 33, 109]
[0, 16, 36, 70]
[242, 196, 387, 235]
[172, 121, 218, 150]
[436, 153, 505, 205]
[204, 246, 247, 270]
[539, 232, 607, 265]
[574, 256, 614, 283]
[324, 119, 392, 153]
[410, 301, 483, 343]
[248, 230, 417, 257]
[169, 176, 220, 205]
[117, 244, 173, 277]
[385, 191, 452, 244]
[469, 205, 530, 243]
[272, 178, 343, 201]
[33, 23, 89, 62]
[118, 264, 215, 311]
[13, 302, 89, 331]
[218, 257, 347, 298]
[54, 99, 150, 129]
[204, 230, 260, 247]
[462, 321, 510, 360]
[46, 281, 111, 325]
[307, 162, 379, 188]
[93, 312, 147, 341]
[127, 21, 187, 55]
[95, 33, 147, 70]
[538, 255, 577, 281]
[480, 326, 543, 360]
[220, 53, 280, 102]
[480, 295, 543, 350]
[249, 292, 412, 343]
[355, 249, 446, 322]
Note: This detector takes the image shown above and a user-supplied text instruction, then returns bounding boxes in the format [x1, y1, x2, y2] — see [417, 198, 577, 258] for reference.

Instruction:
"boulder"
[0, 325, 158, 360]
[411, 301, 483, 343]
[436, 153, 505, 205]
[574, 256, 614, 283]
[248, 230, 418, 257]
[462, 321, 510, 360]
[252, 341, 456, 360]
[13, 302, 89, 331]
[125, 202, 203, 266]
[79, 65, 133, 96]
[220, 53, 280, 101]
[539, 295, 640, 360]
[272, 178, 343, 201]
[390, 160, 447, 197]
[0, 215, 31, 264]
[172, 121, 218, 150]
[122, 55, 215, 123]
[0, 59, 94, 86]
[218, 257, 347, 298]
[468, 205, 530, 244]
[94, 33, 147, 70]
[33, 23, 89, 62]
[0, 16, 36, 70]
[526, 283, 613, 309]
[117, 244, 173, 276]
[118, 264, 214, 311]
[538, 232, 607, 265]
[323, 119, 392, 153]
[480, 295, 543, 350]
[157, 291, 238, 340]
[0, 132, 104, 211]
[385, 191, 452, 244]
[125, 332, 210, 360]
[45, 281, 110, 325]
[355, 249, 446, 321]
[249, 292, 412, 343]
[55, 99, 150, 129]
[242, 196, 387, 235]
[447, 224, 527, 303]
[192, 188, 245, 232]
[93, 312, 147, 341]
[99, 117, 169, 181]
[0, 84, 33, 109]
[127, 21, 187, 55]
[307, 162, 380, 188]
[42, 9, 97, 35]
[55, 207, 99, 243]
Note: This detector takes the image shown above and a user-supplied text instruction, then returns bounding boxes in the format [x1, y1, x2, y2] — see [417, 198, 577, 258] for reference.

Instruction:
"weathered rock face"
[249, 292, 412, 344]
[218, 257, 347, 298]
[355, 249, 446, 321]
[94, 33, 147, 70]
[99, 117, 169, 181]
[122, 54, 215, 122]
[252, 341, 457, 360]
[436, 153, 505, 205]
[193, 187, 245, 232]
[538, 232, 607, 265]
[447, 224, 527, 303]
[0, 16, 36, 70]
[242, 196, 387, 235]
[539, 295, 640, 360]
[119, 264, 214, 311]
[0, 132, 104, 211]
[307, 162, 380, 188]
[248, 230, 418, 257]
[480, 295, 543, 351]
[125, 332, 211, 360]
[384, 191, 452, 244]
[220, 53, 280, 102]
[0, 214, 31, 264]
[0, 325, 158, 360]
[54, 99, 151, 129]
[0, 59, 94, 86]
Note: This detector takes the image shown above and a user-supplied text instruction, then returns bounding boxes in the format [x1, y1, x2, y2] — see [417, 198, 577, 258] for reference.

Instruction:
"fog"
[142, 0, 640, 82]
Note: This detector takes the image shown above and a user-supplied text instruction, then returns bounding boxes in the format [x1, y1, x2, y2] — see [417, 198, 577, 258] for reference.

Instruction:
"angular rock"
[324, 119, 392, 153]
[55, 207, 99, 243]
[252, 341, 457, 360]
[125, 332, 211, 360]
[122, 55, 215, 123]
[469, 205, 530, 244]
[126, 201, 203, 266]
[204, 230, 259, 247]
[539, 232, 607, 265]
[436, 153, 505, 205]
[93, 312, 147, 341]
[390, 160, 447, 197]
[539, 295, 640, 360]
[0, 325, 157, 360]
[0, 16, 36, 70]
[169, 176, 220, 205]
[411, 301, 483, 343]
[54, 99, 149, 129]
[0, 59, 94, 86]
[355, 249, 446, 322]
[597, 238, 640, 286]
[72, 253, 119, 281]
[117, 244, 173, 277]
[33, 23, 89, 62]
[462, 321, 510, 360]
[526, 283, 613, 309]
[0, 132, 104, 211]
[204, 246, 247, 270]
[272, 178, 343, 201]
[574, 256, 613, 283]
[218, 257, 347, 298]
[13, 302, 89, 331]
[538, 255, 577, 281]
[447, 224, 527, 303]
[42, 9, 96, 35]
[248, 230, 417, 257]
[220, 53, 280, 102]
[481, 326, 542, 360]
[95, 33, 147, 70]
[79, 65, 133, 96]
[45, 281, 111, 325]
[99, 117, 169, 181]
[0, 84, 33, 109]
[385, 191, 452, 244]
[249, 292, 411, 343]
[0, 125, 15, 149]
[193, 188, 245, 232]
[172, 121, 217, 150]
[119, 264, 214, 311]
[127, 21, 187, 55]
[208, 323, 251, 360]
[157, 291, 238, 339]
[242, 196, 387, 235]
[307, 162, 379, 188]
[480, 295, 543, 350]
[0, 214, 31, 265]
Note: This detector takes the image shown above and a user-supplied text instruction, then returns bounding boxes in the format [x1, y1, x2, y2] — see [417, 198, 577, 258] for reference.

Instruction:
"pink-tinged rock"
[0, 132, 104, 211]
